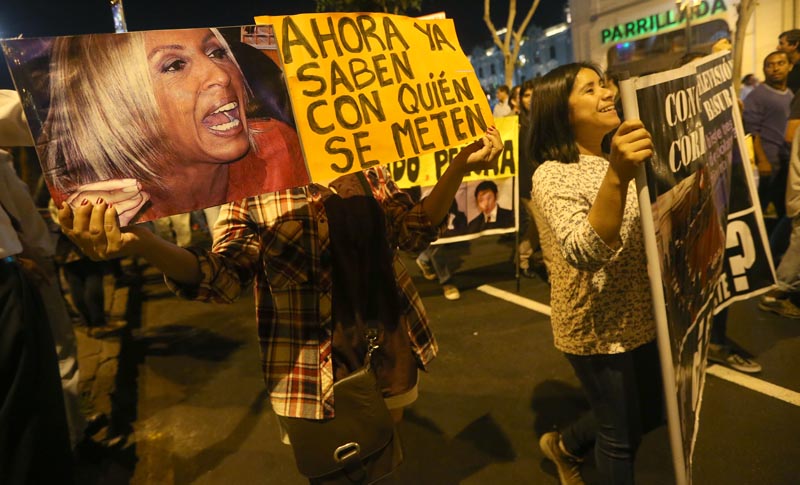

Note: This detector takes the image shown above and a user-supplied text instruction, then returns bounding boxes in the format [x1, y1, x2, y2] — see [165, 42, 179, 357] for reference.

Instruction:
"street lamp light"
[110, 0, 128, 33]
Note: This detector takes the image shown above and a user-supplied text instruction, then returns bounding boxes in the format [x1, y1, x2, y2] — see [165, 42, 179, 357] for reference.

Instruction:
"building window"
[490, 64, 496, 75]
[606, 19, 730, 76]
[550, 46, 556, 60]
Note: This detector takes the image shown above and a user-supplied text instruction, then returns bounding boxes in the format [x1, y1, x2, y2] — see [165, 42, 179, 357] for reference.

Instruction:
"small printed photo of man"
[466, 179, 515, 234]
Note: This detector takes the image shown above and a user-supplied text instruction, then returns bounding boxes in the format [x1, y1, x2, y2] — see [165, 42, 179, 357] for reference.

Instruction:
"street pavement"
[78, 235, 800, 484]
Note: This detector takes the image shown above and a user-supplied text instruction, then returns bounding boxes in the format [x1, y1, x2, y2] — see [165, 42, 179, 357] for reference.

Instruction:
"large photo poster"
[2, 25, 309, 224]
[627, 51, 738, 483]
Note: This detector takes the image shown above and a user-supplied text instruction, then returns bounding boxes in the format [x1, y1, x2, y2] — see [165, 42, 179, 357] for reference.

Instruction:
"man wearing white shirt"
[492, 85, 512, 118]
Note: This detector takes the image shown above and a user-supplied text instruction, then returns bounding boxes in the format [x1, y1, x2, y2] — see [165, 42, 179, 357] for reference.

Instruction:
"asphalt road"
[118, 235, 799, 484]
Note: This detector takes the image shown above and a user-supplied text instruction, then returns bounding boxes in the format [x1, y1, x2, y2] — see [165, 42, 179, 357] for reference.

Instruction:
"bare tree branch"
[483, 0, 540, 88]
[511, 0, 539, 62]
[483, 1, 504, 53]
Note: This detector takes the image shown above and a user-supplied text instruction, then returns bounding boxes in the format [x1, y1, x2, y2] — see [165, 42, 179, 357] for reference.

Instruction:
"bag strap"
[364, 321, 379, 371]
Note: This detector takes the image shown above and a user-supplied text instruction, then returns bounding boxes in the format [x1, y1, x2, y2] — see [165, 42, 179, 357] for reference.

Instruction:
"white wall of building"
[741, 0, 798, 78]
[469, 23, 574, 93]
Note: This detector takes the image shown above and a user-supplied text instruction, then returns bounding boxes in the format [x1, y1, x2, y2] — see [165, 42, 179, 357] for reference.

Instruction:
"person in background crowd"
[743, 52, 793, 245]
[509, 84, 521, 115]
[528, 63, 664, 485]
[777, 29, 800, 94]
[604, 70, 622, 101]
[493, 85, 513, 118]
[416, 244, 461, 301]
[759, 95, 800, 319]
[740, 74, 760, 100]
[57, 225, 113, 333]
[517, 79, 548, 279]
[411, 193, 464, 301]
[786, 87, 800, 148]
[1, 89, 74, 484]
[203, 205, 222, 239]
[153, 213, 193, 248]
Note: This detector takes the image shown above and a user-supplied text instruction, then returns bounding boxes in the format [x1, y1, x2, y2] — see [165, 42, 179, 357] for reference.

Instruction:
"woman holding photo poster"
[528, 63, 664, 485]
[58, 110, 503, 483]
[38, 26, 308, 224]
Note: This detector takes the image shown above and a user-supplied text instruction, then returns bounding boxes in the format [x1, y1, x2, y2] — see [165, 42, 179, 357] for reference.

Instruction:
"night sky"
[0, 0, 566, 87]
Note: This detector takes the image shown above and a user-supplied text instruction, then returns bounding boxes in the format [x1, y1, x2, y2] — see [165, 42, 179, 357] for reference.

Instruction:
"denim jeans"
[710, 308, 728, 346]
[63, 258, 106, 327]
[416, 245, 451, 285]
[561, 341, 664, 485]
[776, 215, 800, 293]
[759, 161, 788, 219]
[517, 197, 539, 270]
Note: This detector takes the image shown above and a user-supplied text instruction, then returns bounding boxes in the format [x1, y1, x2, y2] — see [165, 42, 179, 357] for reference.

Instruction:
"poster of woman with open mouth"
[2, 25, 310, 224]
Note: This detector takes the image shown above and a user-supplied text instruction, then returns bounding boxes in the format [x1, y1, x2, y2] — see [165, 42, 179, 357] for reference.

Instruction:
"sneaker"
[758, 295, 800, 319]
[442, 284, 460, 300]
[415, 258, 437, 281]
[708, 344, 762, 374]
[74, 433, 126, 464]
[83, 412, 109, 437]
[539, 431, 585, 485]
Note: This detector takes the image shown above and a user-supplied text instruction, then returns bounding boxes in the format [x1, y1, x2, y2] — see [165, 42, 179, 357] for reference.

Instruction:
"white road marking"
[706, 364, 800, 407]
[477, 284, 551, 316]
[477, 284, 800, 407]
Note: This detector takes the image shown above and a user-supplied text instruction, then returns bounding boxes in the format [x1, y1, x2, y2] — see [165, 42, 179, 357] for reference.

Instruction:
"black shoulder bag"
[277, 329, 402, 484]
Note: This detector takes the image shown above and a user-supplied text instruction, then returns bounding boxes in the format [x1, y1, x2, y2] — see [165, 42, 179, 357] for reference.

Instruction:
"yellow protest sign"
[390, 115, 518, 188]
[255, 13, 493, 184]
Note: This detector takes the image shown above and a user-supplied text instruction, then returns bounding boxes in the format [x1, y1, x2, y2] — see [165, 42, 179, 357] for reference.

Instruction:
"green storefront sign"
[601, 0, 727, 44]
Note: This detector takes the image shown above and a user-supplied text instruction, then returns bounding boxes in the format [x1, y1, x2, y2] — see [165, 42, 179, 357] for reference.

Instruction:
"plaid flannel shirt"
[166, 167, 439, 419]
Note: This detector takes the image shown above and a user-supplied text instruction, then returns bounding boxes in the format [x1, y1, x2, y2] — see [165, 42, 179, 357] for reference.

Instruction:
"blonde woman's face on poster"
[145, 29, 250, 165]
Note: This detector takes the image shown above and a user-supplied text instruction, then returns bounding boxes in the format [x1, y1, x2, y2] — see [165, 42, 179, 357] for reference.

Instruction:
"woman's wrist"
[448, 152, 469, 176]
[124, 225, 156, 256]
[604, 166, 630, 188]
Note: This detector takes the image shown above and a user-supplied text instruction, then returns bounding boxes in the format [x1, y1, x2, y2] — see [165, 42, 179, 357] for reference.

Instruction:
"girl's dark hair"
[527, 62, 603, 165]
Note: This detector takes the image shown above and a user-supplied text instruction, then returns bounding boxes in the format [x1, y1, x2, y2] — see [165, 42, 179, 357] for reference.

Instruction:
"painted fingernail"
[108, 203, 113, 208]
[81, 199, 89, 206]
[96, 197, 104, 205]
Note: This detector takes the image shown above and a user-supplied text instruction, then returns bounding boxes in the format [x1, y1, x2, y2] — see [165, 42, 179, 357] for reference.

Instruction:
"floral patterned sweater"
[532, 154, 656, 355]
